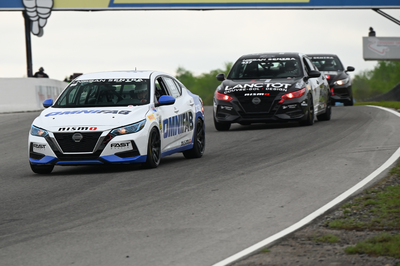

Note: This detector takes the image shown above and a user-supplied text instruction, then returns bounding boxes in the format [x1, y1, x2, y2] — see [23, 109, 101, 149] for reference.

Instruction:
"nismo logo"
[163, 111, 193, 138]
[58, 127, 98, 131]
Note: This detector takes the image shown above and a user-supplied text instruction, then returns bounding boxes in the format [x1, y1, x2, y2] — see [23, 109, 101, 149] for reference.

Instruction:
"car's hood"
[218, 78, 305, 95]
[33, 106, 150, 132]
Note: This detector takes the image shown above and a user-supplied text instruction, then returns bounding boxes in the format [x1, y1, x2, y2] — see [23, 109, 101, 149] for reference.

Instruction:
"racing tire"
[30, 163, 54, 174]
[144, 127, 161, 168]
[214, 117, 231, 131]
[183, 119, 205, 159]
[299, 95, 314, 126]
[317, 101, 332, 121]
[344, 98, 354, 106]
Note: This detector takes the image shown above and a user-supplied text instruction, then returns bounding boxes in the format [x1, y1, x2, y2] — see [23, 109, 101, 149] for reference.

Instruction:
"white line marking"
[213, 105, 400, 266]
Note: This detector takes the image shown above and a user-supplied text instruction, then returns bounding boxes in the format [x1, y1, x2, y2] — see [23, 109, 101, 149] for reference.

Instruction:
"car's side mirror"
[43, 98, 53, 108]
[305, 70, 321, 81]
[346, 66, 355, 72]
[216, 73, 225, 81]
[155, 95, 175, 107]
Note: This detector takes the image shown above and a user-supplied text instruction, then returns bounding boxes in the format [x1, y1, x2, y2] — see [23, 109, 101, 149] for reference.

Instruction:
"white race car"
[28, 71, 205, 174]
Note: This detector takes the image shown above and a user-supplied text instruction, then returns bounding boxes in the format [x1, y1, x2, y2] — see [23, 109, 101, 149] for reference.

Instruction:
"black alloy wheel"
[144, 127, 161, 168]
[183, 119, 205, 159]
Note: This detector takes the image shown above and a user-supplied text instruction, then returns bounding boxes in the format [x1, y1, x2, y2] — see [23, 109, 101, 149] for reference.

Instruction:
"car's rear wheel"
[183, 119, 205, 159]
[30, 163, 54, 174]
[144, 127, 161, 168]
[214, 116, 231, 131]
[300, 95, 314, 126]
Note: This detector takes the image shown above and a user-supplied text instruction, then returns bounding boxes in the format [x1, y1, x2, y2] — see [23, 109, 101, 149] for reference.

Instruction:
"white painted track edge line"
[213, 105, 400, 266]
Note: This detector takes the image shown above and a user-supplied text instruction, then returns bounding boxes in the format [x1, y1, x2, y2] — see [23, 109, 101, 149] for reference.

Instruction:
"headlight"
[334, 78, 349, 86]
[110, 119, 146, 136]
[30, 125, 49, 137]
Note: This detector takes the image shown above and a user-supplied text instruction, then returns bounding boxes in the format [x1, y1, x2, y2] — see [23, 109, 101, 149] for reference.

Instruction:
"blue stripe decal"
[101, 154, 147, 163]
[30, 156, 58, 165]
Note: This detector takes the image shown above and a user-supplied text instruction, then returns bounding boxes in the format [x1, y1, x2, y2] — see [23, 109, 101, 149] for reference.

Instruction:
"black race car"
[213, 52, 331, 131]
[308, 54, 355, 106]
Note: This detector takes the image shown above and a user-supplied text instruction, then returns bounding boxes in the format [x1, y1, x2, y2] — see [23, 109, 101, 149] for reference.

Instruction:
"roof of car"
[238, 52, 305, 59]
[75, 70, 168, 80]
[307, 54, 338, 58]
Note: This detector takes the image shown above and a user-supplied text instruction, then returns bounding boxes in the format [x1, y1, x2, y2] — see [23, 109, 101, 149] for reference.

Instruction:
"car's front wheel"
[317, 100, 332, 121]
[144, 127, 161, 168]
[183, 119, 205, 159]
[214, 116, 231, 131]
[299, 95, 315, 126]
[30, 163, 54, 174]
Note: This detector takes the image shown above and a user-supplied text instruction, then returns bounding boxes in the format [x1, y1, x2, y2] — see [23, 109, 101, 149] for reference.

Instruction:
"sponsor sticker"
[163, 111, 193, 139]
[45, 110, 131, 117]
[147, 114, 155, 121]
[110, 142, 131, 150]
[32, 143, 46, 153]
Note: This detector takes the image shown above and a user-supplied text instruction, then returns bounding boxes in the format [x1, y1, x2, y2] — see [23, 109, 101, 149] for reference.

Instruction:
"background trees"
[352, 61, 400, 101]
[176, 61, 400, 105]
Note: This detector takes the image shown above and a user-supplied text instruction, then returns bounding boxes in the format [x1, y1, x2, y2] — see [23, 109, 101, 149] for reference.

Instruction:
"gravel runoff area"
[230, 166, 400, 266]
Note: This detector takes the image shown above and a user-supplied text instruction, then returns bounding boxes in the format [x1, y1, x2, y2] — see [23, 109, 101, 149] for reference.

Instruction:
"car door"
[154, 76, 194, 153]
[306, 57, 329, 113]
[162, 76, 195, 150]
[302, 57, 322, 114]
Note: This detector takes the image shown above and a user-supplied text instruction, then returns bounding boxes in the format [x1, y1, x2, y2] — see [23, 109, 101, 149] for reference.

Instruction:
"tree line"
[350, 61, 400, 102]
[176, 61, 400, 105]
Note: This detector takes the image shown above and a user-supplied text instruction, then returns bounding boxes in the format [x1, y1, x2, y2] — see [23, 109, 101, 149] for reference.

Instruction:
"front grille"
[235, 95, 278, 113]
[53, 132, 102, 152]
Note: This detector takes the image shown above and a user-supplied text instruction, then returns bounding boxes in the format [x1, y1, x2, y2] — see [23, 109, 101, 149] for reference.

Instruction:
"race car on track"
[28, 71, 205, 174]
[308, 54, 355, 106]
[213, 52, 331, 131]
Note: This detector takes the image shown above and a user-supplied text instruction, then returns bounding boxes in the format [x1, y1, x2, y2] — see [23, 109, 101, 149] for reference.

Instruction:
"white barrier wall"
[0, 78, 68, 113]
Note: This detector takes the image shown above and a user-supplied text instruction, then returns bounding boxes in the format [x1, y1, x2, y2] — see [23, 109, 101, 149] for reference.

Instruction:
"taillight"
[325, 74, 331, 79]
[279, 88, 305, 104]
[216, 91, 233, 101]
[330, 88, 334, 96]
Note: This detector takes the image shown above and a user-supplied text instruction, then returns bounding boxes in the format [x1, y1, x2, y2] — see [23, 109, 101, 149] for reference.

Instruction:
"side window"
[163, 77, 181, 98]
[155, 77, 169, 102]
[305, 58, 317, 71]
[302, 58, 313, 74]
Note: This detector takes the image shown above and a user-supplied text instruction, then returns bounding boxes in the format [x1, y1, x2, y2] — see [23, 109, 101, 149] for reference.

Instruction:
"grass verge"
[324, 159, 400, 257]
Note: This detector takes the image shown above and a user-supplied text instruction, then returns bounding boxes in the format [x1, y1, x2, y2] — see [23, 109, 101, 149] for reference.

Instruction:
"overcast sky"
[0, 8, 399, 81]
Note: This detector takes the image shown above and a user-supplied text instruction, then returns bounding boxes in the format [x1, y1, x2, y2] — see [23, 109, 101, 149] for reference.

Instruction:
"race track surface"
[0, 105, 399, 266]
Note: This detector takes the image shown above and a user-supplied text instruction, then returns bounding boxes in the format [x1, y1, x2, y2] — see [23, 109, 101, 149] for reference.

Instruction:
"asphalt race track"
[0, 105, 399, 266]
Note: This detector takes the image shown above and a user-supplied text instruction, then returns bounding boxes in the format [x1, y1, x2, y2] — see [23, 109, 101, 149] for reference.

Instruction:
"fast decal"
[224, 83, 291, 93]
[110, 142, 131, 149]
[45, 110, 131, 117]
[33, 143, 46, 152]
[58, 126, 98, 131]
[163, 111, 193, 138]
[147, 114, 155, 121]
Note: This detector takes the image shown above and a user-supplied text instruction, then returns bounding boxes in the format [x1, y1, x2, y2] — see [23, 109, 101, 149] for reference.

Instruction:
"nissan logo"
[72, 133, 83, 142]
[252, 97, 261, 105]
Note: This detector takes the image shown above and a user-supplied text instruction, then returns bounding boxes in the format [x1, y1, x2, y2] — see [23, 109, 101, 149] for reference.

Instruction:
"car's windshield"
[227, 57, 303, 79]
[54, 79, 150, 107]
[310, 56, 344, 71]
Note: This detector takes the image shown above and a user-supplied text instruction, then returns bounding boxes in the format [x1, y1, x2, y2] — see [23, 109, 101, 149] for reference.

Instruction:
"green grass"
[345, 233, 400, 258]
[324, 161, 400, 258]
[355, 101, 400, 110]
[314, 233, 340, 243]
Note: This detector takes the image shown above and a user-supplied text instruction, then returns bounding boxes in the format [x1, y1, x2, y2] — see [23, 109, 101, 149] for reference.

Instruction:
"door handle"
[174, 107, 179, 113]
